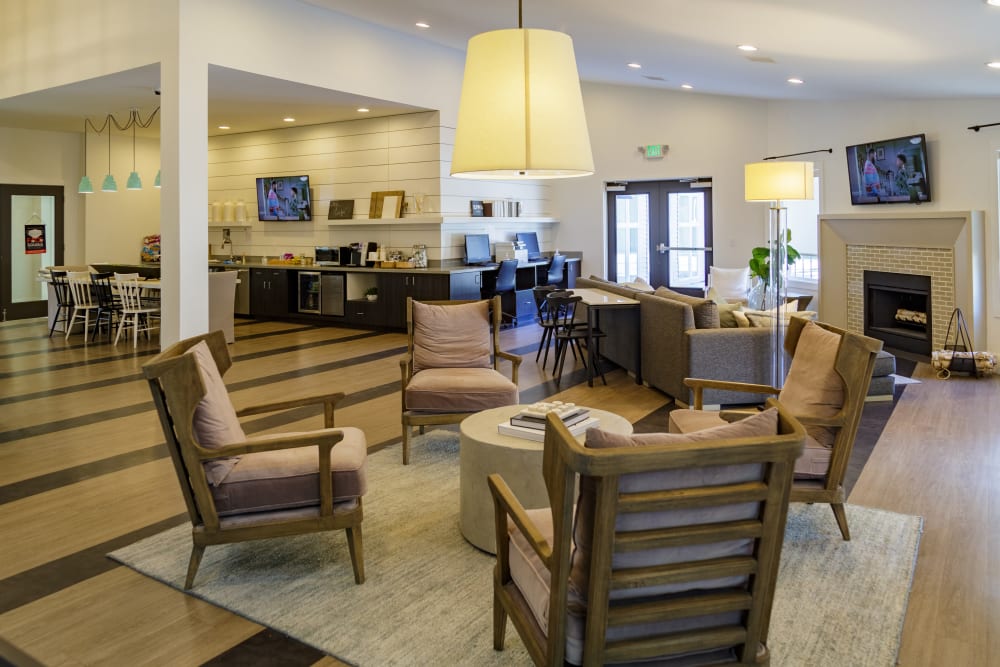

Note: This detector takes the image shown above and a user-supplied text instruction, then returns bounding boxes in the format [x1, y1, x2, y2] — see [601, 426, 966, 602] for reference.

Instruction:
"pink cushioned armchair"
[399, 296, 521, 464]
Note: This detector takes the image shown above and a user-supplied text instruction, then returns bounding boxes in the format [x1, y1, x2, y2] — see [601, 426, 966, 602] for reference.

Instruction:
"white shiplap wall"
[207, 111, 554, 262]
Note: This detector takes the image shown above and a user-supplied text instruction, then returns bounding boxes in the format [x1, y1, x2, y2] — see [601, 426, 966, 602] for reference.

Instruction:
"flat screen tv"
[846, 134, 930, 205]
[256, 175, 313, 220]
[464, 233, 492, 265]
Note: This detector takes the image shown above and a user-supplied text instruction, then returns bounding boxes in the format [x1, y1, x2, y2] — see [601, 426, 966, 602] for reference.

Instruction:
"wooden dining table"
[568, 287, 642, 387]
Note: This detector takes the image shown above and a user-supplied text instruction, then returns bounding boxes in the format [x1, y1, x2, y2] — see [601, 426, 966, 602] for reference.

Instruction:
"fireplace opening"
[864, 270, 932, 356]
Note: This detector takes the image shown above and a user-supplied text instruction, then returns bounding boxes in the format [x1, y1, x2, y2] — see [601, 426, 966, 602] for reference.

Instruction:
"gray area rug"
[110, 432, 922, 666]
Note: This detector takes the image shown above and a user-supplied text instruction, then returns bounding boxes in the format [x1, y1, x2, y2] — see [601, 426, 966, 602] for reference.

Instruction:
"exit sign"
[642, 144, 667, 159]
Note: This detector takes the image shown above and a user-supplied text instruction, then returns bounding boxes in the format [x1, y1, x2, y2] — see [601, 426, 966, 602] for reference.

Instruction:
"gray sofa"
[576, 276, 772, 405]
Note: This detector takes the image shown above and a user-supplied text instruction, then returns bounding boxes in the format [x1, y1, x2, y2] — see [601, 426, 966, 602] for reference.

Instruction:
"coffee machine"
[346, 242, 378, 267]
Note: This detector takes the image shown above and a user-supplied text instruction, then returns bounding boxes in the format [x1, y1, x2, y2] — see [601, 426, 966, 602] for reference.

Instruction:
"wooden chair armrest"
[496, 351, 522, 384]
[683, 377, 780, 410]
[399, 355, 413, 383]
[237, 392, 346, 428]
[488, 473, 552, 564]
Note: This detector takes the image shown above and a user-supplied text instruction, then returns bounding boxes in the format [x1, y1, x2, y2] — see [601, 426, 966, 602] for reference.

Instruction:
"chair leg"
[401, 421, 410, 465]
[64, 309, 80, 341]
[49, 305, 64, 337]
[346, 524, 365, 584]
[184, 542, 206, 590]
[493, 590, 508, 650]
[113, 314, 127, 346]
[831, 503, 851, 541]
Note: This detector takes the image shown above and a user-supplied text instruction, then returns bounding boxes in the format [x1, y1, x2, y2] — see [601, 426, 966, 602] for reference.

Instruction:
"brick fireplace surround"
[818, 211, 986, 352]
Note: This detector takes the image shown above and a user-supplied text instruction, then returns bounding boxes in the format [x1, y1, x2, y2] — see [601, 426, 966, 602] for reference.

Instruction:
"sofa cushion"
[779, 321, 844, 449]
[412, 300, 491, 373]
[654, 287, 719, 329]
[210, 426, 367, 515]
[404, 367, 517, 412]
[717, 302, 742, 328]
[189, 340, 245, 486]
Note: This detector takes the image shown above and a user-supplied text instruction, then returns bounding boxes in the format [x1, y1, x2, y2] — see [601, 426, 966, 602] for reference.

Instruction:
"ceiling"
[2, 1, 999, 137]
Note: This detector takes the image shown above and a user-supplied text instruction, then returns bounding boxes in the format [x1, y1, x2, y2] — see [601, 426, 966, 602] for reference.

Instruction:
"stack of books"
[498, 402, 599, 442]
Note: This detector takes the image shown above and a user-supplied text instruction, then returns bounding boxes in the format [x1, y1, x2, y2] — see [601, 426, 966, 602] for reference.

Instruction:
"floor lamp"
[744, 161, 814, 387]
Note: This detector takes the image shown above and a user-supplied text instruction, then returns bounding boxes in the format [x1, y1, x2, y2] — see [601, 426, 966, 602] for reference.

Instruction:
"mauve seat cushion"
[210, 426, 367, 516]
[404, 368, 518, 412]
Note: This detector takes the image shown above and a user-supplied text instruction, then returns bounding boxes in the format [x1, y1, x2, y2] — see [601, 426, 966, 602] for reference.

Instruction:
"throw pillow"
[653, 286, 720, 329]
[571, 408, 780, 603]
[412, 300, 492, 372]
[732, 309, 751, 328]
[618, 276, 655, 293]
[718, 302, 742, 328]
[189, 340, 246, 486]
[779, 321, 844, 447]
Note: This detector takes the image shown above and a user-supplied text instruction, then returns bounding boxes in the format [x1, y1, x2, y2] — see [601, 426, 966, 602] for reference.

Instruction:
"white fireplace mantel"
[819, 210, 986, 348]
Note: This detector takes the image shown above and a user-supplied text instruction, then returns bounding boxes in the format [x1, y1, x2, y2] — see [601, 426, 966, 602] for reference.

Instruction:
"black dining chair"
[546, 291, 607, 386]
[90, 272, 122, 342]
[532, 285, 560, 369]
[48, 270, 73, 338]
[488, 259, 519, 326]
[545, 253, 566, 286]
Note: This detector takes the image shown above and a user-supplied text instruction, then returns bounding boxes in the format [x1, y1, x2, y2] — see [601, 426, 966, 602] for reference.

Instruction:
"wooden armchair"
[671, 317, 883, 540]
[142, 330, 367, 589]
[490, 401, 805, 666]
[399, 296, 521, 464]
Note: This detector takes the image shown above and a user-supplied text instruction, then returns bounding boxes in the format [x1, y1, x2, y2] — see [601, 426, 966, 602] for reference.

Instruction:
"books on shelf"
[498, 417, 600, 443]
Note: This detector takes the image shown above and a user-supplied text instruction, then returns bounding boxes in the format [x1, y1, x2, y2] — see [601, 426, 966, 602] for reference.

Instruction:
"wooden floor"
[0, 317, 995, 665]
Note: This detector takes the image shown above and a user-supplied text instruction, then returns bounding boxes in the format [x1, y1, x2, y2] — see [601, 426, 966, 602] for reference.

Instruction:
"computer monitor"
[515, 232, 542, 261]
[464, 233, 492, 265]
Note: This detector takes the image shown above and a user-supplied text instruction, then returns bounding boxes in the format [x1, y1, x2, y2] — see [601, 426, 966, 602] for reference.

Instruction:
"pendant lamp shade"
[127, 171, 142, 190]
[78, 175, 94, 194]
[101, 174, 118, 192]
[153, 169, 161, 188]
[745, 161, 814, 202]
[451, 28, 594, 179]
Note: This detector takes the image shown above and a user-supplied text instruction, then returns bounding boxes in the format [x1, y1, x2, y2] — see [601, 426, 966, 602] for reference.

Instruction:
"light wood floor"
[0, 317, 995, 665]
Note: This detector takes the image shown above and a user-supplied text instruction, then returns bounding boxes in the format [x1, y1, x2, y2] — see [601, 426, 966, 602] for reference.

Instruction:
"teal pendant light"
[153, 169, 161, 188]
[101, 120, 117, 192]
[126, 113, 142, 190]
[78, 120, 94, 194]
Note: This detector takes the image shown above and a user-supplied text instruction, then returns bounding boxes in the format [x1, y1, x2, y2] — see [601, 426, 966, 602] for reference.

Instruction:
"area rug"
[110, 432, 922, 666]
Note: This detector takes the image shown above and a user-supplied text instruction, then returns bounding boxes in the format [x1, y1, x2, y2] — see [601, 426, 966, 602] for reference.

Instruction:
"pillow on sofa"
[618, 276, 655, 293]
[706, 288, 741, 328]
[653, 286, 719, 329]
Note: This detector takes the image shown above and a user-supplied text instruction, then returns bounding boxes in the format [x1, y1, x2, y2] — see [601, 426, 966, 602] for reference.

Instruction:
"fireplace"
[864, 270, 932, 355]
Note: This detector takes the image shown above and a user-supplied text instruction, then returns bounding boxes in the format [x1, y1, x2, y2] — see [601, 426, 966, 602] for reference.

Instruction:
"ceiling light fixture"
[218, 125, 231, 130]
[78, 106, 160, 195]
[450, 0, 594, 179]
[681, 83, 694, 89]
[987, 0, 1000, 6]
[415, 21, 430, 28]
[627, 62, 642, 69]
[987, 61, 1000, 69]
[738, 44, 758, 52]
[787, 77, 804, 85]
[357, 107, 370, 113]
[283, 117, 295, 122]
[154, 169, 161, 188]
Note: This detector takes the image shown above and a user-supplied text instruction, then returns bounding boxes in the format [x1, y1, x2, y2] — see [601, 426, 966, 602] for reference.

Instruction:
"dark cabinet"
[250, 269, 290, 317]
[380, 273, 453, 328]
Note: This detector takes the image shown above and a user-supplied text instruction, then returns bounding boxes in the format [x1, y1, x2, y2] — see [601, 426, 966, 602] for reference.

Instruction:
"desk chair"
[545, 254, 566, 287]
[488, 259, 519, 326]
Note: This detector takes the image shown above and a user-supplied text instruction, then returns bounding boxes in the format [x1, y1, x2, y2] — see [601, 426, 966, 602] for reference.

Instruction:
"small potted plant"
[364, 286, 378, 302]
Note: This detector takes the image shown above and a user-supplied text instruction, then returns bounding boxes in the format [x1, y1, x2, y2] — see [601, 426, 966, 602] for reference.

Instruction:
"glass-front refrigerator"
[298, 271, 322, 314]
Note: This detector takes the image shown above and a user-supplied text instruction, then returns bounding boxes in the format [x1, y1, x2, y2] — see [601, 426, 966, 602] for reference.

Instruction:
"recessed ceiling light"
[787, 77, 804, 84]
[738, 44, 758, 52]
[681, 83, 694, 89]
[283, 117, 295, 122]
[217, 125, 230, 130]
[415, 21, 430, 28]
[627, 62, 642, 69]
[987, 0, 1000, 6]
[357, 107, 370, 113]
[987, 61, 1000, 69]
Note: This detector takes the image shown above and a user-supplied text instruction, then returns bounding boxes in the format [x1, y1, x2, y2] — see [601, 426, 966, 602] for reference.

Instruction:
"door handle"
[656, 243, 668, 254]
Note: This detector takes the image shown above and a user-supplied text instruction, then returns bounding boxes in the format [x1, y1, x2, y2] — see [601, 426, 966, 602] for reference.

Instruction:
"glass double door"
[606, 180, 712, 291]
[0, 185, 64, 320]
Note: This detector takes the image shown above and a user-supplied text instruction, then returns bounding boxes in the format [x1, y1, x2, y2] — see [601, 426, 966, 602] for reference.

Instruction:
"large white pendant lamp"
[450, 0, 594, 179]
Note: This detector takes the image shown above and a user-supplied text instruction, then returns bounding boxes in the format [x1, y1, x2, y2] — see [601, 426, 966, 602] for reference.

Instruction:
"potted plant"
[364, 286, 378, 302]
[747, 229, 800, 309]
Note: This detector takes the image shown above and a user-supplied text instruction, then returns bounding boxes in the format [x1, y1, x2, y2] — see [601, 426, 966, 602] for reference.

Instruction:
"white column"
[158, 0, 209, 347]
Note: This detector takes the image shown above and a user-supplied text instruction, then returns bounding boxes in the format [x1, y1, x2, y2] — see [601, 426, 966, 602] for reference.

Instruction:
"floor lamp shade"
[451, 28, 594, 179]
[745, 161, 814, 201]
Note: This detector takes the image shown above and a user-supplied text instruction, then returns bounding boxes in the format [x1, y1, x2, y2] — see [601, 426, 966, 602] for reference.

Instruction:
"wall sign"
[25, 226, 46, 254]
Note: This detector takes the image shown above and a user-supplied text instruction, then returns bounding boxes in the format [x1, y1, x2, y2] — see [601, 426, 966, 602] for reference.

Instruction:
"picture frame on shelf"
[369, 190, 405, 219]
[328, 200, 355, 220]
[470, 200, 484, 217]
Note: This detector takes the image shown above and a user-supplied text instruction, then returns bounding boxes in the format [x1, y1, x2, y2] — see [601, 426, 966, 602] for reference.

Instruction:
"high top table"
[569, 287, 642, 387]
[459, 404, 633, 554]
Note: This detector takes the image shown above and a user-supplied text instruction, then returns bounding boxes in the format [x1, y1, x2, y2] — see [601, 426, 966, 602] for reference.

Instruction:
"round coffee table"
[459, 405, 633, 554]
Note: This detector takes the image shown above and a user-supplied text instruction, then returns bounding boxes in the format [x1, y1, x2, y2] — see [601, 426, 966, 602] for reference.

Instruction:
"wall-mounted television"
[846, 134, 930, 205]
[256, 175, 313, 220]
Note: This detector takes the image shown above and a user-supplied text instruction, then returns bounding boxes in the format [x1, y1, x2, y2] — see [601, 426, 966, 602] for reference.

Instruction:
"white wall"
[0, 126, 84, 264]
[550, 83, 770, 279]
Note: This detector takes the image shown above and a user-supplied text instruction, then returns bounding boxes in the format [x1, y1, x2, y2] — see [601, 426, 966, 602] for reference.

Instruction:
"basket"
[930, 308, 996, 379]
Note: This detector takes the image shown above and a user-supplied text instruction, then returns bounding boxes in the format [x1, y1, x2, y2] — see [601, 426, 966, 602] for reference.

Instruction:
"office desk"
[571, 288, 641, 387]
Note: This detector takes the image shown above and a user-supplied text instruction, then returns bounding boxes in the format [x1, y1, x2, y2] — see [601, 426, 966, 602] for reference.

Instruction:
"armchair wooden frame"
[143, 330, 365, 589]
[489, 401, 805, 666]
[683, 317, 882, 540]
[399, 295, 521, 464]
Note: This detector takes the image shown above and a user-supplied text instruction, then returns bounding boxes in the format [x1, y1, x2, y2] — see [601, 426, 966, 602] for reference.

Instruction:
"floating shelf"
[327, 216, 557, 228]
[208, 223, 252, 229]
